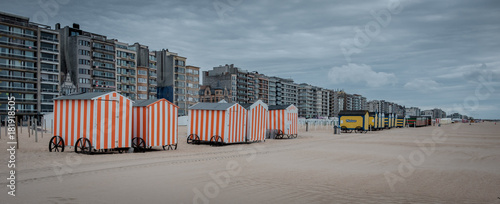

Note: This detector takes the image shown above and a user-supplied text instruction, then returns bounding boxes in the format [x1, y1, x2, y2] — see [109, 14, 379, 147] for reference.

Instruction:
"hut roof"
[54, 91, 114, 100]
[189, 102, 237, 110]
[268, 105, 291, 110]
[133, 99, 160, 107]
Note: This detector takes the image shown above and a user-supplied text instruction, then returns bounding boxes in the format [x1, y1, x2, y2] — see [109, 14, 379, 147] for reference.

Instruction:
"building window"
[138, 78, 147, 83]
[79, 59, 90, 65]
[175, 67, 185, 73]
[79, 78, 90, 84]
[79, 68, 90, 75]
[78, 49, 90, 56]
[138, 86, 147, 91]
[138, 70, 147, 75]
[78, 40, 90, 46]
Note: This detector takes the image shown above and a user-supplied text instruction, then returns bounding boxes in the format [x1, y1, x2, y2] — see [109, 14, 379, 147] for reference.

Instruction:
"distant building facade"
[0, 12, 61, 118]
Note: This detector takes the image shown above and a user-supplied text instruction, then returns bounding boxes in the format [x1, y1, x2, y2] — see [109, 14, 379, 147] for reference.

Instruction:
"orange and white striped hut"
[51, 92, 133, 153]
[132, 99, 178, 150]
[268, 104, 299, 138]
[240, 100, 268, 142]
[187, 102, 247, 145]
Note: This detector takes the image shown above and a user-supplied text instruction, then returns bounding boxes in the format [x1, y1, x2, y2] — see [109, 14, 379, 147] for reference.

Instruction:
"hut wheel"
[276, 130, 284, 139]
[132, 137, 146, 153]
[49, 136, 65, 152]
[187, 134, 199, 144]
[75, 138, 92, 154]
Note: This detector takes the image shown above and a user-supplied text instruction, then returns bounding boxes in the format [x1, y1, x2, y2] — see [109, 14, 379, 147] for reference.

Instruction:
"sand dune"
[1, 122, 499, 203]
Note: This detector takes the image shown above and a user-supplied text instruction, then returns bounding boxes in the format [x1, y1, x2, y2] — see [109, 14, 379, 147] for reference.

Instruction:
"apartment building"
[256, 73, 269, 104]
[422, 108, 446, 119]
[297, 83, 329, 118]
[0, 12, 60, 118]
[156, 49, 197, 116]
[298, 83, 315, 118]
[274, 77, 298, 106]
[59, 23, 116, 96]
[405, 107, 421, 117]
[185, 65, 200, 107]
[131, 43, 157, 100]
[115, 40, 137, 100]
[352, 94, 367, 111]
[203, 64, 248, 103]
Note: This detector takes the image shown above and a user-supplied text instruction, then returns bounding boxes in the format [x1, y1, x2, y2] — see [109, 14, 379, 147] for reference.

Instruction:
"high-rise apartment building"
[59, 24, 158, 101]
[0, 12, 60, 119]
[156, 49, 197, 116]
[115, 40, 137, 100]
[256, 73, 269, 104]
[59, 24, 116, 95]
[185, 65, 200, 107]
[203, 64, 248, 103]
[298, 83, 329, 118]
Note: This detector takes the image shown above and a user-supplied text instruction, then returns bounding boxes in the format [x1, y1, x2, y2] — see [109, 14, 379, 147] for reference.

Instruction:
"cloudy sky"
[3, 0, 500, 118]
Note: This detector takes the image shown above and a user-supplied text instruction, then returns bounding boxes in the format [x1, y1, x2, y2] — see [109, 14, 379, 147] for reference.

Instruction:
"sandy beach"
[1, 122, 499, 203]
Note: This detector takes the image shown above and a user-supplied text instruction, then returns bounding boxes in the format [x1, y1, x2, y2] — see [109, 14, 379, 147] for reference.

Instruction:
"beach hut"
[133, 99, 178, 151]
[50, 92, 133, 154]
[187, 102, 247, 146]
[339, 110, 369, 133]
[241, 100, 268, 142]
[384, 114, 392, 129]
[392, 114, 397, 128]
[268, 104, 298, 139]
[369, 112, 379, 130]
[378, 113, 385, 130]
[396, 117, 405, 128]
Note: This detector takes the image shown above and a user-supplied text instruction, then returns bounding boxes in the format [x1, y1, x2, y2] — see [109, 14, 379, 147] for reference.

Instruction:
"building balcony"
[41, 88, 59, 93]
[41, 99, 54, 104]
[92, 65, 115, 71]
[0, 41, 38, 50]
[92, 56, 114, 62]
[0, 86, 36, 93]
[0, 74, 37, 82]
[41, 57, 59, 63]
[0, 52, 37, 61]
[93, 85, 115, 90]
[0, 97, 37, 103]
[40, 36, 59, 43]
[0, 30, 37, 39]
[40, 47, 59, 53]
[41, 67, 59, 73]
[92, 46, 115, 54]
[41, 78, 59, 83]
[0, 63, 37, 72]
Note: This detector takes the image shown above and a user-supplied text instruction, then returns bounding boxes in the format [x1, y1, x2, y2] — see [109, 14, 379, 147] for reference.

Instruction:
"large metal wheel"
[49, 136, 65, 152]
[163, 144, 178, 150]
[187, 134, 200, 145]
[132, 137, 146, 153]
[75, 138, 92, 154]
[275, 130, 284, 139]
[210, 135, 224, 146]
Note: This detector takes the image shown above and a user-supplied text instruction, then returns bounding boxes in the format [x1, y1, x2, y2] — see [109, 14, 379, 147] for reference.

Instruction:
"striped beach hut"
[268, 104, 298, 139]
[133, 99, 178, 151]
[50, 91, 133, 154]
[241, 100, 268, 142]
[378, 113, 385, 129]
[187, 102, 247, 145]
